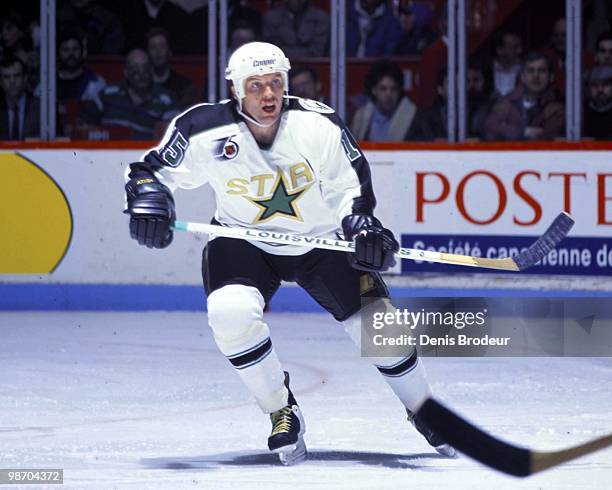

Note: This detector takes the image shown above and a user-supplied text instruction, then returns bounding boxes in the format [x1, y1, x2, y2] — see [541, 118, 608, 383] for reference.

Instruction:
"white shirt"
[354, 0, 386, 57]
[493, 60, 522, 97]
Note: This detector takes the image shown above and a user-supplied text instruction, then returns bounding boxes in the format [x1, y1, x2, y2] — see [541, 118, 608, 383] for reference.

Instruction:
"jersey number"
[341, 129, 361, 162]
[161, 130, 188, 167]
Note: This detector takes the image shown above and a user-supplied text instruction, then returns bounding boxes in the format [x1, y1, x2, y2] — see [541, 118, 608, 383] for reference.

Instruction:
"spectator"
[25, 49, 40, 96]
[406, 68, 447, 141]
[84, 49, 180, 140]
[583, 65, 612, 139]
[263, 0, 329, 58]
[394, 0, 436, 55]
[346, 0, 403, 57]
[57, 0, 124, 55]
[120, 0, 206, 54]
[492, 31, 523, 98]
[415, 6, 447, 108]
[56, 30, 106, 136]
[229, 0, 262, 40]
[550, 18, 566, 70]
[595, 31, 612, 66]
[289, 66, 326, 103]
[57, 31, 106, 107]
[0, 57, 39, 140]
[1, 12, 33, 64]
[229, 18, 259, 56]
[467, 60, 496, 139]
[543, 18, 566, 94]
[146, 27, 197, 110]
[484, 51, 564, 141]
[350, 61, 416, 141]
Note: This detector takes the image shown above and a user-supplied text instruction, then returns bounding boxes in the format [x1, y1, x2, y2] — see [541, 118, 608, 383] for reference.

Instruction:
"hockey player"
[124, 42, 454, 465]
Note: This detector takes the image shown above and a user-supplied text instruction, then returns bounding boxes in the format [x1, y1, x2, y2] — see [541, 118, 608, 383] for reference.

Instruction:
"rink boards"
[0, 148, 610, 308]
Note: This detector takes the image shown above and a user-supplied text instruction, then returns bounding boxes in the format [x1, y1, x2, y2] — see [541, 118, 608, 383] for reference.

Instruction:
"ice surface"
[1, 311, 611, 489]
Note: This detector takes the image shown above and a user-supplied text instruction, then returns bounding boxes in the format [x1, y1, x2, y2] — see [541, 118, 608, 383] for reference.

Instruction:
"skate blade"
[435, 444, 457, 458]
[274, 438, 307, 466]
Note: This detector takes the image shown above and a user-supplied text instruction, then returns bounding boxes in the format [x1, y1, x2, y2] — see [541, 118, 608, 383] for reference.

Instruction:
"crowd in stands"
[1, 0, 612, 141]
[1, 0, 206, 140]
[0, 7, 40, 140]
[345, 2, 612, 142]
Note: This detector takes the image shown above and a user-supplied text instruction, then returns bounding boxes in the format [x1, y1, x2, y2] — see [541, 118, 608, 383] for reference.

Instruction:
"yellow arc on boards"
[0, 153, 72, 273]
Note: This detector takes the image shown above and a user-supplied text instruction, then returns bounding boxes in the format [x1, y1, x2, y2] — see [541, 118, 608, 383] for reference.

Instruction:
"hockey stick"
[173, 212, 574, 272]
[417, 397, 612, 477]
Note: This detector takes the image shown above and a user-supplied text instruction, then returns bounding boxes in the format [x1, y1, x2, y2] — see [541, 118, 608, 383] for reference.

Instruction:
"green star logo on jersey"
[246, 169, 311, 224]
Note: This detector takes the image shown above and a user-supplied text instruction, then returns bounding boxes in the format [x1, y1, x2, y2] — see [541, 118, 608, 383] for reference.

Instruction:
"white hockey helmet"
[225, 42, 291, 109]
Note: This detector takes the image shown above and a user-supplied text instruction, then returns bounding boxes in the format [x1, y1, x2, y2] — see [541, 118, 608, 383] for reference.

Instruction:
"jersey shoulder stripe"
[286, 96, 347, 130]
[142, 101, 237, 170]
[174, 100, 239, 140]
[143, 101, 237, 168]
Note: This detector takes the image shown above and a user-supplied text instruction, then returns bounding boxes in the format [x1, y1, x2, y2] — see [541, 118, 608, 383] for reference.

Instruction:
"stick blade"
[513, 212, 575, 271]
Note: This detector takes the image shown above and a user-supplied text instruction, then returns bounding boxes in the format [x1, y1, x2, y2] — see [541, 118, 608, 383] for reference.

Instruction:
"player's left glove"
[342, 214, 399, 272]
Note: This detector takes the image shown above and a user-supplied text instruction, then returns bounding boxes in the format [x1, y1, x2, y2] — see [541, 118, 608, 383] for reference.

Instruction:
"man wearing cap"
[584, 65, 612, 140]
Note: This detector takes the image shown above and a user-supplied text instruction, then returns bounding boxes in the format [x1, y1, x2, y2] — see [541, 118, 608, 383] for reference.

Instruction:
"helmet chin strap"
[236, 107, 279, 128]
[235, 94, 288, 128]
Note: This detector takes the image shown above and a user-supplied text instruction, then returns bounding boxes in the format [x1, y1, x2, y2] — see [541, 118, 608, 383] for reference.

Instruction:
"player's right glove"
[342, 214, 399, 272]
[124, 168, 175, 249]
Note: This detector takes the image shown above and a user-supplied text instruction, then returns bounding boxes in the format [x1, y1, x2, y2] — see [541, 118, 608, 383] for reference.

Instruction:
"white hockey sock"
[374, 356, 432, 411]
[343, 310, 432, 412]
[207, 284, 289, 413]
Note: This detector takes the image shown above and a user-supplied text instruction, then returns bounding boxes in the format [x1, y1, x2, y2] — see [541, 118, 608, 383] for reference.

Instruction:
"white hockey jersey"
[140, 96, 377, 255]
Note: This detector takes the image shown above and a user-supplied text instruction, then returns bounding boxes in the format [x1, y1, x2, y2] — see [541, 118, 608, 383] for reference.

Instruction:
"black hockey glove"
[342, 214, 399, 272]
[124, 169, 175, 249]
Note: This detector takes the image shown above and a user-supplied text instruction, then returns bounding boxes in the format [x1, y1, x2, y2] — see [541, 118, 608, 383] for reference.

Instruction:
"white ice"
[1, 311, 611, 489]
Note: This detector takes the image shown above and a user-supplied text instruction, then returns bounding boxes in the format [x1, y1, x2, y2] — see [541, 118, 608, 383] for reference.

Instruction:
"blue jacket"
[346, 0, 403, 57]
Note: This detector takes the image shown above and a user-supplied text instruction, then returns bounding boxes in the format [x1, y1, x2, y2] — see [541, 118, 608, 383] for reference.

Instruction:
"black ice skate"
[407, 408, 456, 458]
[267, 372, 306, 466]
